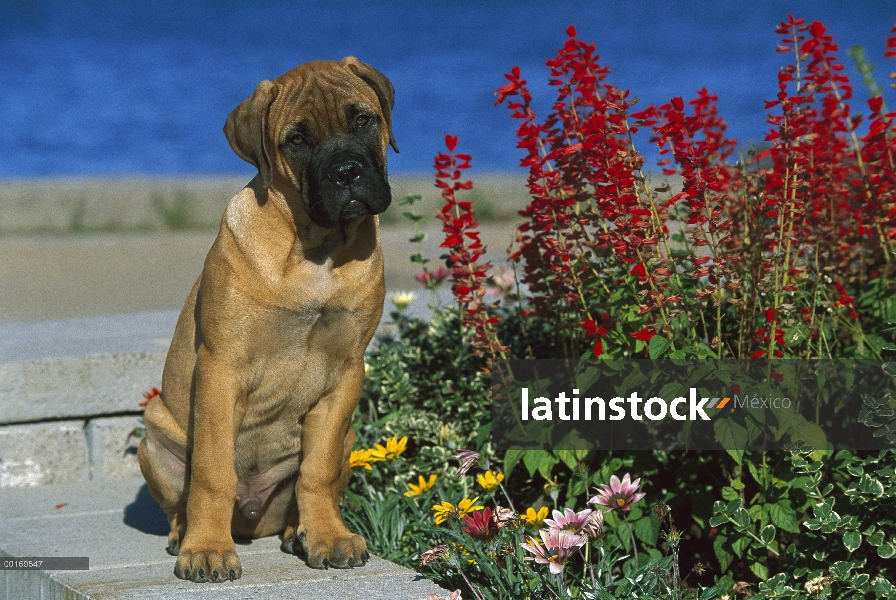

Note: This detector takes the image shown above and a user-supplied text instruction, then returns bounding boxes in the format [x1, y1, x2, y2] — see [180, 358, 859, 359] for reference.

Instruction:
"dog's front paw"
[304, 532, 368, 569]
[174, 547, 242, 583]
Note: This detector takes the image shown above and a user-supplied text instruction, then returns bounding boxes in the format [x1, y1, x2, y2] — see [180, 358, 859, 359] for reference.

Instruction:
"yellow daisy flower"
[370, 436, 408, 461]
[456, 496, 485, 519]
[432, 500, 459, 525]
[520, 506, 549, 528]
[349, 448, 378, 470]
[404, 474, 437, 497]
[432, 496, 484, 525]
[476, 470, 504, 492]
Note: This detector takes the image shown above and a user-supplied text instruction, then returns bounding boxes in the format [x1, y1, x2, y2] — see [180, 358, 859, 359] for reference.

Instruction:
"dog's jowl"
[137, 57, 396, 583]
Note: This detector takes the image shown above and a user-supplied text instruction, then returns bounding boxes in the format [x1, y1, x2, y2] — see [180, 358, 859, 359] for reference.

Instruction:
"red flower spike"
[630, 328, 657, 342]
[434, 136, 509, 362]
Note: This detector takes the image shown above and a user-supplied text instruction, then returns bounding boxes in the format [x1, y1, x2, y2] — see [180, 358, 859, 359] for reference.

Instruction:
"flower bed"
[349, 17, 896, 600]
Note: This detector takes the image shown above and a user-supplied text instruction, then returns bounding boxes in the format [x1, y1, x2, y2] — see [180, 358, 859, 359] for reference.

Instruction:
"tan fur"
[138, 57, 394, 582]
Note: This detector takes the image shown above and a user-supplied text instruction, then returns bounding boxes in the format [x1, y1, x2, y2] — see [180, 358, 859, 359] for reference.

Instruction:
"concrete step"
[0, 477, 447, 599]
[0, 312, 176, 487]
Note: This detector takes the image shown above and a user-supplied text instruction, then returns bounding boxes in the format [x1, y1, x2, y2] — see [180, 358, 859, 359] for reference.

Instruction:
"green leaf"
[867, 530, 885, 546]
[633, 514, 661, 545]
[814, 498, 834, 519]
[713, 534, 733, 571]
[732, 508, 752, 532]
[727, 449, 744, 465]
[859, 475, 885, 497]
[768, 502, 801, 534]
[805, 518, 822, 531]
[829, 560, 853, 580]
[725, 499, 741, 516]
[843, 530, 862, 552]
[576, 367, 601, 392]
[731, 534, 750, 558]
[760, 524, 776, 545]
[522, 449, 555, 479]
[749, 559, 769, 581]
[503, 448, 525, 477]
[873, 575, 895, 594]
[789, 416, 829, 450]
[709, 514, 729, 528]
[649, 335, 671, 359]
[877, 542, 896, 558]
[408, 233, 425, 243]
[721, 486, 739, 501]
[556, 449, 579, 470]
[715, 419, 748, 452]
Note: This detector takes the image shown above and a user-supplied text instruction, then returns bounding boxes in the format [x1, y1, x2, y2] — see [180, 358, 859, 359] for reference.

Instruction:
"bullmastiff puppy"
[138, 56, 397, 583]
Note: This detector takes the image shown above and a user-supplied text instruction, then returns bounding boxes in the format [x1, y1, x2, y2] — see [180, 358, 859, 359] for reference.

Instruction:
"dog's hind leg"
[138, 436, 188, 555]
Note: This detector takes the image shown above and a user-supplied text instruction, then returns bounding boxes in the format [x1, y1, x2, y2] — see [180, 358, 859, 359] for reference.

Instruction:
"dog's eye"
[355, 115, 370, 128]
[289, 134, 305, 146]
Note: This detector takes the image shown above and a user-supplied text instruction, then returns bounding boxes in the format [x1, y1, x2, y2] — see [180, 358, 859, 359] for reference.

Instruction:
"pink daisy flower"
[589, 473, 646, 512]
[520, 527, 587, 575]
[543, 507, 593, 534]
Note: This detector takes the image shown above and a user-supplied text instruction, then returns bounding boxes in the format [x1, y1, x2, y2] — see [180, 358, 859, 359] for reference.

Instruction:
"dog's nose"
[326, 160, 363, 187]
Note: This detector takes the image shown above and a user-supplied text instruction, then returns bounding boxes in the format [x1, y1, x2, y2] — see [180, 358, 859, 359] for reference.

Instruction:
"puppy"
[138, 56, 397, 582]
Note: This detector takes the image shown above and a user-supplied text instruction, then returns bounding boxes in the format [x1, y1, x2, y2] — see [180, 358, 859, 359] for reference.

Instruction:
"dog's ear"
[341, 56, 399, 153]
[224, 80, 280, 188]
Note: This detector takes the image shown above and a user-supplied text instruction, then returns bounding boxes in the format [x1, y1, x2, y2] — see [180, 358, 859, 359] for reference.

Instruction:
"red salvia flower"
[435, 136, 510, 363]
[140, 387, 161, 408]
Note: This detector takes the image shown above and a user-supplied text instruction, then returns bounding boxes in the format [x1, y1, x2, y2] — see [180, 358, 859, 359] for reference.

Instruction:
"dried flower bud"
[692, 562, 706, 575]
[420, 544, 450, 567]
[582, 508, 605, 539]
[804, 575, 833, 596]
[454, 449, 481, 475]
[653, 502, 671, 522]
[492, 505, 519, 529]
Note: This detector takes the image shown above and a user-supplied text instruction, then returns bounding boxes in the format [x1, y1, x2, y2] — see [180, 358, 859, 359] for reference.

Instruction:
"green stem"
[623, 512, 639, 569]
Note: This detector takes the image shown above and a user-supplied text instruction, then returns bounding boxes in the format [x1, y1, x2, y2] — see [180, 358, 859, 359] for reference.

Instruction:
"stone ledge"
[0, 477, 446, 599]
[0, 312, 176, 424]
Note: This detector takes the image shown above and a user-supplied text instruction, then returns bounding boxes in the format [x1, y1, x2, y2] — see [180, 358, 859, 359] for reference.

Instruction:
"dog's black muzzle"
[306, 141, 391, 229]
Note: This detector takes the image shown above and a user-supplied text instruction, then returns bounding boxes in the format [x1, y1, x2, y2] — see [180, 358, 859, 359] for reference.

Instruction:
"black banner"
[491, 359, 896, 452]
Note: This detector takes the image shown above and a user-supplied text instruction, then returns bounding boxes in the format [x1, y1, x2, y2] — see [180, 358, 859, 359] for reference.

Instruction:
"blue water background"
[1, 0, 893, 177]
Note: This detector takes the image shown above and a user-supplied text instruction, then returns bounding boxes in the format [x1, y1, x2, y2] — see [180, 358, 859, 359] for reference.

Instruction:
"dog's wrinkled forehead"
[270, 63, 380, 138]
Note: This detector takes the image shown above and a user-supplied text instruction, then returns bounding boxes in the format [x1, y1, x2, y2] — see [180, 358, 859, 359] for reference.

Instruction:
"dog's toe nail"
[322, 558, 330, 569]
[362, 552, 370, 561]
[230, 569, 237, 581]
